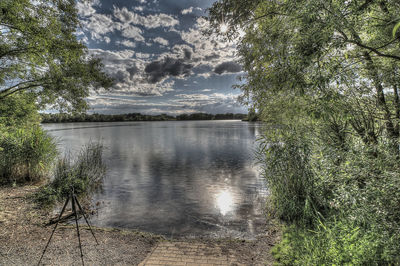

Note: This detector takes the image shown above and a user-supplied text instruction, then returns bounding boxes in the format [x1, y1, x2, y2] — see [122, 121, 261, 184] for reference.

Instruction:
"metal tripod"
[38, 189, 98, 266]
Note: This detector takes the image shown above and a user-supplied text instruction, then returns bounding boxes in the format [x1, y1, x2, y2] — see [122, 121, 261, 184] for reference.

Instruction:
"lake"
[42, 120, 267, 239]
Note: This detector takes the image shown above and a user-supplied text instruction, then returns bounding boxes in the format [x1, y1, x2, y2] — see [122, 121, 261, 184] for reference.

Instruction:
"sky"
[76, 0, 247, 115]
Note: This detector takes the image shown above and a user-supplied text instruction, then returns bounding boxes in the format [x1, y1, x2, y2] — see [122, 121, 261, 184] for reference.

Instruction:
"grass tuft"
[0, 125, 58, 184]
[35, 142, 106, 207]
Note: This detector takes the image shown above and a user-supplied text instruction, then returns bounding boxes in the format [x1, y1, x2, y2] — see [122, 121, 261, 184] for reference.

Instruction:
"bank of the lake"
[0, 185, 279, 265]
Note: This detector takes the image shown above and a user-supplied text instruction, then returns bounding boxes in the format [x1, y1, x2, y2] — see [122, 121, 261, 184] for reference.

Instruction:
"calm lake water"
[42, 120, 267, 239]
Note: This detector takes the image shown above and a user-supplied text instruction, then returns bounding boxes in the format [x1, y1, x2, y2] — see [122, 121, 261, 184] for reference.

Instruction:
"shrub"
[0, 125, 58, 184]
[35, 142, 106, 207]
[257, 131, 327, 225]
[263, 132, 400, 264]
[272, 219, 394, 265]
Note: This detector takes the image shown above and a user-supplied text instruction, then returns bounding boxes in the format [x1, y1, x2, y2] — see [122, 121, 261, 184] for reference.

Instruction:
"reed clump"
[0, 126, 58, 185]
[35, 142, 106, 207]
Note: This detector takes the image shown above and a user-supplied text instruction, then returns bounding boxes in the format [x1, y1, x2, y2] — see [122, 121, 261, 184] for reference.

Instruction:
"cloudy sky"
[76, 0, 246, 115]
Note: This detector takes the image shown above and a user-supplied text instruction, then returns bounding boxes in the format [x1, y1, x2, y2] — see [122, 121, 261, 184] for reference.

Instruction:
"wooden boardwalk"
[139, 241, 246, 266]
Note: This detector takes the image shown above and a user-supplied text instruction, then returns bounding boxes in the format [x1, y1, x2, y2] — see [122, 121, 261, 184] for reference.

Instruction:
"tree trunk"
[363, 52, 398, 139]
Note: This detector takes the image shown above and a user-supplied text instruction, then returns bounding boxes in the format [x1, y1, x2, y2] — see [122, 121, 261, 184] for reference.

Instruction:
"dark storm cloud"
[205, 53, 220, 61]
[113, 70, 129, 83]
[126, 65, 139, 78]
[214, 61, 242, 75]
[145, 57, 193, 83]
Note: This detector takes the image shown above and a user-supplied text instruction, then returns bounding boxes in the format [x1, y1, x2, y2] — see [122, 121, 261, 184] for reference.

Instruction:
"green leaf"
[393, 21, 400, 38]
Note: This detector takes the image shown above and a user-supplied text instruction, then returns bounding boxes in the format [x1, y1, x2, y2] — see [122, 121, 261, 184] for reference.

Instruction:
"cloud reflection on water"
[43, 121, 267, 239]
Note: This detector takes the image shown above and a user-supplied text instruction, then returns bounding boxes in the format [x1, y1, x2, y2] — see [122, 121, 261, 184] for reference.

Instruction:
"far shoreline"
[41, 119, 253, 124]
[40, 112, 250, 123]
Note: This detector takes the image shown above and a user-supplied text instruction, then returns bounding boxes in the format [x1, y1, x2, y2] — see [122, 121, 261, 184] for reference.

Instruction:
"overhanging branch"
[348, 40, 400, 61]
[0, 79, 45, 100]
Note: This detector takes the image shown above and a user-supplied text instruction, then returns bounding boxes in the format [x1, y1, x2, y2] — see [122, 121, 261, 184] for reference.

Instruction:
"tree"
[0, 92, 40, 127]
[208, 1, 400, 263]
[0, 0, 113, 113]
[209, 0, 400, 144]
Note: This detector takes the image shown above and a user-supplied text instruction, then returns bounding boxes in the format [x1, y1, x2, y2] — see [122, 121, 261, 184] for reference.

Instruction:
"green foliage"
[209, 0, 400, 264]
[258, 118, 400, 264]
[273, 220, 391, 265]
[257, 132, 326, 225]
[35, 142, 105, 207]
[0, 125, 58, 184]
[246, 109, 259, 122]
[0, 0, 113, 112]
[0, 93, 40, 127]
[393, 21, 400, 37]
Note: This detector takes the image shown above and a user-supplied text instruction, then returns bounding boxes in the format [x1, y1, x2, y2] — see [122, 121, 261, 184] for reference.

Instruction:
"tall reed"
[0, 126, 57, 184]
[35, 142, 106, 206]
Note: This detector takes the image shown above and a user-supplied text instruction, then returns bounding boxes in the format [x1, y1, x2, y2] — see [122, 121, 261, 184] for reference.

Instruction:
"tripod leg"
[38, 197, 70, 266]
[74, 195, 99, 245]
[71, 193, 85, 266]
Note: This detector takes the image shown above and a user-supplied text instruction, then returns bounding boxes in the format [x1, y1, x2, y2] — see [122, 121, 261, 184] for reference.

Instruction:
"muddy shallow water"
[43, 120, 267, 239]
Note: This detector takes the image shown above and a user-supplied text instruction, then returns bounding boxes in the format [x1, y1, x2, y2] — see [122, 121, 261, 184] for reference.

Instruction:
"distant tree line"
[176, 113, 247, 120]
[40, 112, 248, 123]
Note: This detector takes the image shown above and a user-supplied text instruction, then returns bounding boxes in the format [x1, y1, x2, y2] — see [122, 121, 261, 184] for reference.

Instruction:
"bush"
[35, 142, 106, 207]
[0, 125, 58, 184]
[261, 131, 400, 264]
[273, 219, 389, 265]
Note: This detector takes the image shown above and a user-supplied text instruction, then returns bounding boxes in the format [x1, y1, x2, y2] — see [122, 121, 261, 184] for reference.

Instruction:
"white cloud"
[81, 36, 89, 44]
[87, 91, 245, 115]
[75, 4, 244, 114]
[113, 80, 175, 96]
[169, 93, 244, 114]
[82, 13, 115, 41]
[175, 93, 211, 101]
[90, 49, 136, 67]
[171, 44, 193, 59]
[116, 40, 137, 48]
[181, 7, 193, 15]
[153, 37, 169, 46]
[134, 6, 144, 12]
[113, 6, 179, 29]
[76, 0, 100, 17]
[179, 17, 239, 70]
[119, 25, 145, 42]
[89, 49, 173, 97]
[198, 72, 212, 79]
[181, 6, 202, 15]
[174, 93, 238, 103]
[136, 53, 152, 59]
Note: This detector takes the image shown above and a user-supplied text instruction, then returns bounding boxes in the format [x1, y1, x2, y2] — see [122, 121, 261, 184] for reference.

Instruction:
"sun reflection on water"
[215, 190, 234, 215]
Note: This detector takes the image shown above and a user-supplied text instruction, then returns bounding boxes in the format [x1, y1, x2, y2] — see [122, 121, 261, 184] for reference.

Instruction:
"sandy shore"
[0, 185, 278, 265]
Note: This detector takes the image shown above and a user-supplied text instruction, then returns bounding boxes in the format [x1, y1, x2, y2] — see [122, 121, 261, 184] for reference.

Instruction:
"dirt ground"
[0, 185, 279, 265]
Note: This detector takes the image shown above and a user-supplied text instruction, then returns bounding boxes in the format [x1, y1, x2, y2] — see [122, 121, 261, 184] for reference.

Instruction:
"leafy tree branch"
[0, 0, 113, 112]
